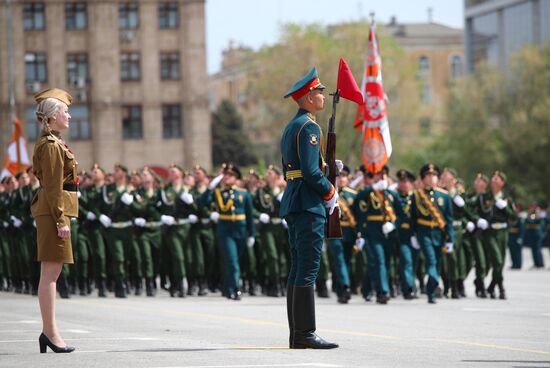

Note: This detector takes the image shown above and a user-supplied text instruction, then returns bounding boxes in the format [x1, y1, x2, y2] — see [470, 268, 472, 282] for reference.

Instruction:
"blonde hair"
[35, 98, 63, 133]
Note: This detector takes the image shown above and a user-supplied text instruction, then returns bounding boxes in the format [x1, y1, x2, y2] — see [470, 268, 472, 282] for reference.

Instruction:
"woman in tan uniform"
[31, 88, 79, 354]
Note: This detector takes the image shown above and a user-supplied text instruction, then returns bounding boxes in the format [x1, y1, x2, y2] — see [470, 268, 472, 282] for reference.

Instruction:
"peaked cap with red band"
[284, 67, 326, 101]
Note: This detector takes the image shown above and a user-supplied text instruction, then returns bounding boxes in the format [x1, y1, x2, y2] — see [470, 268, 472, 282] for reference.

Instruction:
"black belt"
[63, 183, 79, 192]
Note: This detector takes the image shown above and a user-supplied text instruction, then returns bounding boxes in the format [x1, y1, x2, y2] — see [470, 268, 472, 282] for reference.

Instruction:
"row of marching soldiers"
[1, 161, 548, 303]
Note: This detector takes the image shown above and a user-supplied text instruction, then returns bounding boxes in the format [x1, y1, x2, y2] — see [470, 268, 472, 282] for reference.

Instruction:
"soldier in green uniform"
[523, 202, 545, 268]
[327, 164, 355, 304]
[471, 171, 516, 299]
[253, 165, 285, 297]
[201, 164, 255, 300]
[191, 165, 219, 292]
[410, 164, 455, 304]
[351, 169, 401, 304]
[507, 204, 524, 270]
[73, 172, 91, 296]
[467, 173, 490, 298]
[280, 68, 338, 349]
[395, 169, 419, 299]
[132, 167, 164, 296]
[97, 164, 137, 298]
[440, 168, 470, 299]
[84, 164, 108, 297]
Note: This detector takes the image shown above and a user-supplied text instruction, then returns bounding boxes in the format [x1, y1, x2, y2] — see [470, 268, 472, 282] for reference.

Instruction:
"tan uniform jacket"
[31, 130, 79, 227]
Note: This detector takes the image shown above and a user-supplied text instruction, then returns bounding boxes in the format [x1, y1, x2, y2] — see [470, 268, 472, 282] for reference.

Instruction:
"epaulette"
[343, 187, 357, 195]
[434, 187, 448, 194]
[46, 135, 56, 142]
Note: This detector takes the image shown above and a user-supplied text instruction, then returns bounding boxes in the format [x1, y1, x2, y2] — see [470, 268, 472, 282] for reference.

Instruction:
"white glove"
[324, 190, 339, 215]
[466, 221, 475, 233]
[539, 211, 547, 219]
[372, 179, 388, 191]
[349, 173, 364, 189]
[86, 212, 97, 221]
[453, 195, 465, 207]
[210, 212, 220, 223]
[180, 191, 194, 205]
[99, 214, 112, 228]
[335, 159, 343, 173]
[495, 198, 507, 210]
[77, 191, 82, 199]
[518, 238, 523, 245]
[10, 216, 22, 228]
[160, 215, 176, 226]
[445, 242, 454, 253]
[259, 213, 270, 224]
[188, 214, 198, 224]
[33, 220, 36, 228]
[2, 221, 8, 228]
[276, 192, 284, 202]
[477, 218, 489, 230]
[382, 222, 395, 235]
[322, 241, 327, 252]
[208, 174, 224, 190]
[282, 219, 288, 229]
[410, 236, 420, 250]
[121, 192, 134, 206]
[134, 217, 146, 227]
[246, 236, 255, 248]
[356, 237, 365, 252]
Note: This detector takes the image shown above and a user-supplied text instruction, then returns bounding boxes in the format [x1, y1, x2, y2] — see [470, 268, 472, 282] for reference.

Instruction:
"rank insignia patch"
[309, 134, 318, 145]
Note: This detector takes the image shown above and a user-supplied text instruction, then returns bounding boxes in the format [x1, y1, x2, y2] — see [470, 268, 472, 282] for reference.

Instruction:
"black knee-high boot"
[290, 285, 338, 349]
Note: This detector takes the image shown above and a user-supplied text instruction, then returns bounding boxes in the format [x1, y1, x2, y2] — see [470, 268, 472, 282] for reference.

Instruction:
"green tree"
[212, 100, 258, 167]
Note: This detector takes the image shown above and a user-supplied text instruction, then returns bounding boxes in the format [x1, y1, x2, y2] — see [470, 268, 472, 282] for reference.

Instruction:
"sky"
[206, 0, 464, 74]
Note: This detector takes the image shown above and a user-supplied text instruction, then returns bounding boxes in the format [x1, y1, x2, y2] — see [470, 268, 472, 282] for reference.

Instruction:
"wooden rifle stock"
[325, 90, 343, 239]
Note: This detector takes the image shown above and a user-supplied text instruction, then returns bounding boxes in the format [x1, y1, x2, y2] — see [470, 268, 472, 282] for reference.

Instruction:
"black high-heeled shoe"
[39, 333, 75, 353]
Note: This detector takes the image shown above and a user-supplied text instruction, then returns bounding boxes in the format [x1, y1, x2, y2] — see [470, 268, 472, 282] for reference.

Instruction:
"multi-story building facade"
[465, 0, 550, 72]
[0, 0, 211, 173]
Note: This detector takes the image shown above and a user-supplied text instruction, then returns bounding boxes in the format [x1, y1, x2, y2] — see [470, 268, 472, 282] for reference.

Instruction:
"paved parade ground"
[1, 252, 549, 368]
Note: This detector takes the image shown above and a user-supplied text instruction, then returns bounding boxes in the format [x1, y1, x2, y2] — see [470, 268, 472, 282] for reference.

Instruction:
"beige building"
[383, 18, 465, 144]
[0, 0, 211, 173]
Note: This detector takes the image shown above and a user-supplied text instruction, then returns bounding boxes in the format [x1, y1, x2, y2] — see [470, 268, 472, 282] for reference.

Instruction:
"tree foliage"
[212, 100, 258, 167]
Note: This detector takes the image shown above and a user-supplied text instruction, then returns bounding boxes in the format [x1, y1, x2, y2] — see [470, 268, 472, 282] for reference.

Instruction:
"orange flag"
[353, 22, 392, 174]
[1, 117, 30, 179]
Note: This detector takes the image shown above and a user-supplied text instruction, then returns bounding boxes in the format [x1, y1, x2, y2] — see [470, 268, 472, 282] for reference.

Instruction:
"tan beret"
[34, 88, 73, 106]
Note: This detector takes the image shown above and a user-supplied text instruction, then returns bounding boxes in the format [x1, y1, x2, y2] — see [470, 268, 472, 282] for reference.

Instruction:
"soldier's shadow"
[107, 347, 287, 353]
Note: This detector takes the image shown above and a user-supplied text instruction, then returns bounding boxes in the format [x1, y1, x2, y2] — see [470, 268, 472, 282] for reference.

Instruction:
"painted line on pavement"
[150, 364, 341, 368]
[68, 299, 550, 357]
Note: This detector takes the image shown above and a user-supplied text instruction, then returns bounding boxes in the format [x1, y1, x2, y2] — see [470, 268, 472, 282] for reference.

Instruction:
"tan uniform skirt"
[35, 215, 74, 264]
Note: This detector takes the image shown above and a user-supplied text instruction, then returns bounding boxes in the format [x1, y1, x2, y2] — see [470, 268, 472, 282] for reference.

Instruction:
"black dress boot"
[287, 284, 294, 347]
[97, 279, 107, 298]
[498, 281, 506, 300]
[198, 278, 208, 296]
[78, 277, 87, 296]
[451, 281, 460, 299]
[114, 280, 127, 298]
[145, 278, 156, 297]
[457, 279, 466, 298]
[290, 286, 338, 349]
[315, 278, 329, 298]
[134, 279, 143, 296]
[487, 280, 496, 299]
[57, 277, 70, 299]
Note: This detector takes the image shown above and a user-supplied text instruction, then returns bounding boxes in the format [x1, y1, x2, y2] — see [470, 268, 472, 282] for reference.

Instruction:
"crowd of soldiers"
[0, 161, 548, 303]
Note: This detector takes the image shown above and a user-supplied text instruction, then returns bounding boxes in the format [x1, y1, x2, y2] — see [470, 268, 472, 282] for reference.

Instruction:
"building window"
[418, 56, 430, 78]
[419, 117, 431, 134]
[23, 2, 45, 30]
[160, 52, 180, 80]
[25, 52, 47, 85]
[119, 2, 139, 29]
[65, 2, 87, 30]
[450, 55, 463, 80]
[158, 2, 179, 29]
[162, 104, 182, 139]
[67, 53, 88, 86]
[122, 105, 143, 139]
[120, 52, 141, 81]
[26, 106, 39, 142]
[69, 105, 90, 141]
[421, 84, 432, 105]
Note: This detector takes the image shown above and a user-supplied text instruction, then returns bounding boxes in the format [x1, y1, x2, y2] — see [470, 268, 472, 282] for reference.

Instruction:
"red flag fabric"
[337, 58, 363, 105]
[1, 117, 30, 179]
[353, 23, 392, 174]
